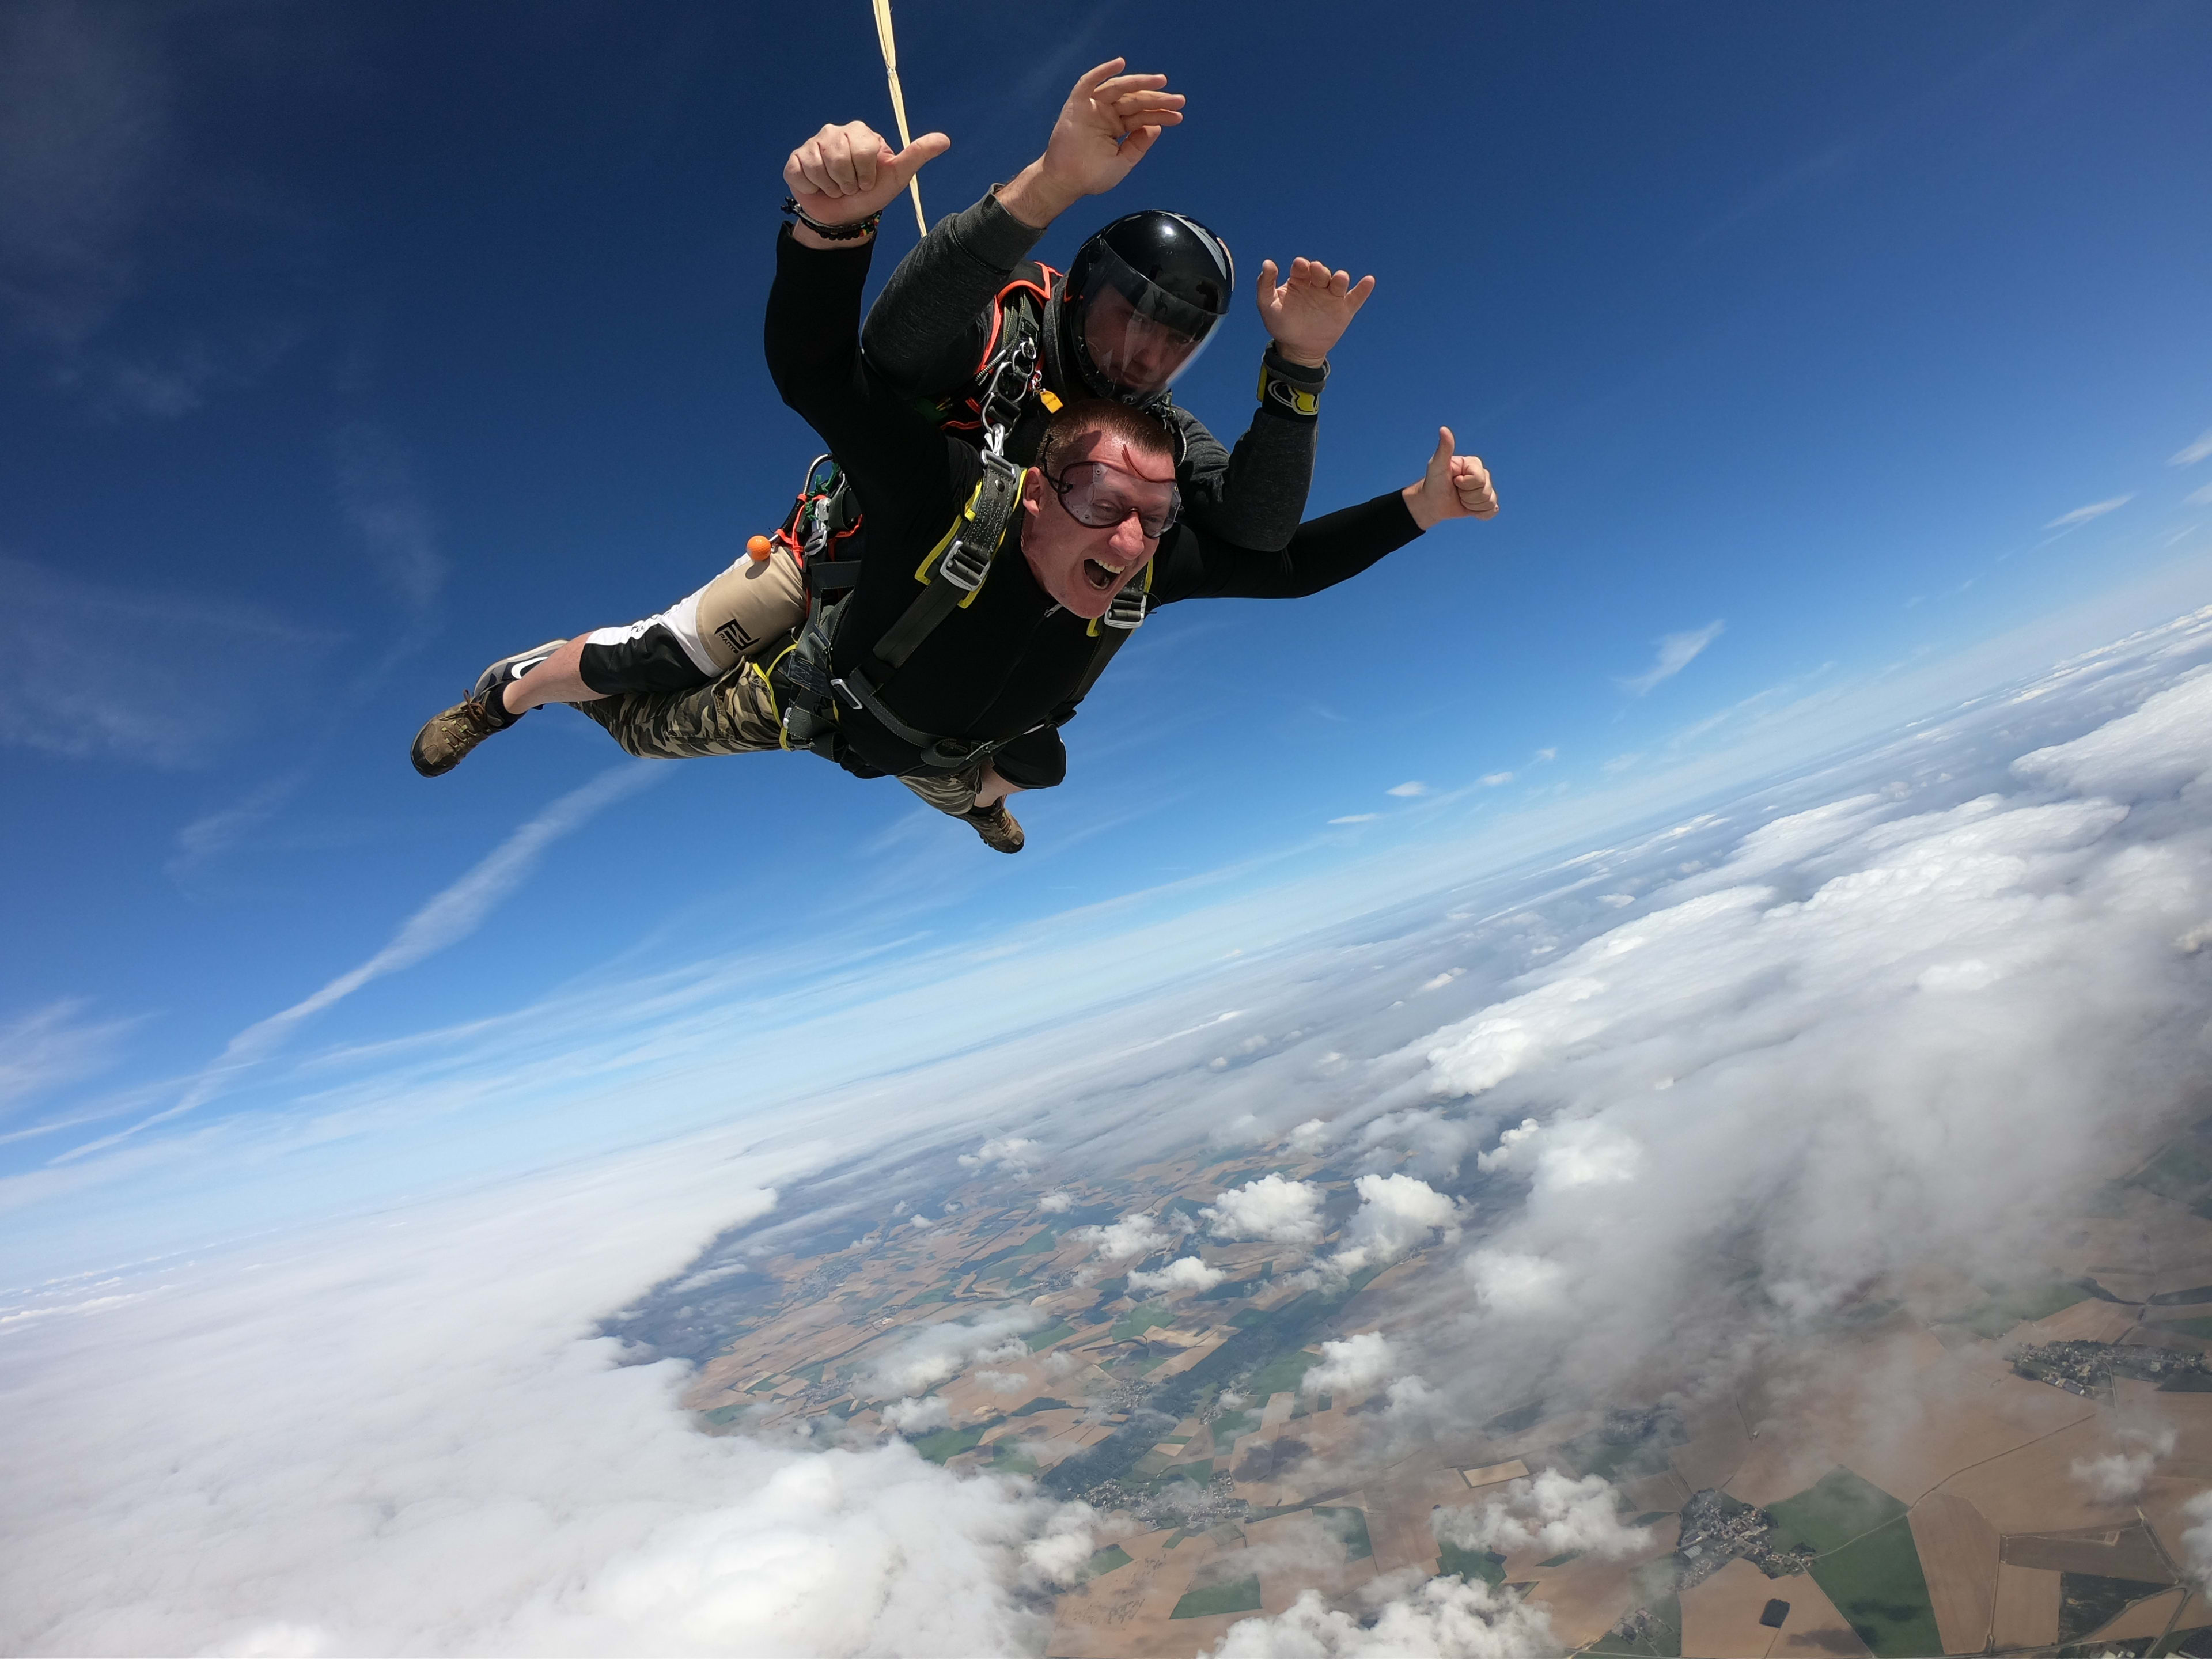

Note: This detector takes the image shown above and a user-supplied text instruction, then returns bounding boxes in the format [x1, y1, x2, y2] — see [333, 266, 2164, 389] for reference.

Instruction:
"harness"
[766, 326, 1149, 776]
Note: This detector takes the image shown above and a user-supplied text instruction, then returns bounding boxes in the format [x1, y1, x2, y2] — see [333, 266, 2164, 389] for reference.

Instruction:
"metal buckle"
[830, 677, 864, 713]
[1101, 588, 1147, 631]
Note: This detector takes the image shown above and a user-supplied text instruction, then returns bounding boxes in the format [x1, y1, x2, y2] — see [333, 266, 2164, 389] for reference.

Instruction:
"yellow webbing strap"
[871, 0, 927, 237]
[1086, 560, 1154, 636]
[912, 473, 1022, 609]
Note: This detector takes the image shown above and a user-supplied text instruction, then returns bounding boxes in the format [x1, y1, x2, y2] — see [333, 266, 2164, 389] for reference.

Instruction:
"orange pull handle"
[745, 535, 774, 563]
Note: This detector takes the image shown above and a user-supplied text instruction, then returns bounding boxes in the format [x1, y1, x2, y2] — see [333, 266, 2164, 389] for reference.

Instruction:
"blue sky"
[4, 0, 2211, 1275]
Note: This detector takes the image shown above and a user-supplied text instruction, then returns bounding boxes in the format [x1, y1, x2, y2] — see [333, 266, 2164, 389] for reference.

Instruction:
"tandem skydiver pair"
[409, 60, 1499, 853]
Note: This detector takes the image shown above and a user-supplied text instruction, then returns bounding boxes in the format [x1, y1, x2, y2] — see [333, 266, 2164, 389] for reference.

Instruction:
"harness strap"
[1069, 569, 1151, 704]
[870, 444, 1025, 673]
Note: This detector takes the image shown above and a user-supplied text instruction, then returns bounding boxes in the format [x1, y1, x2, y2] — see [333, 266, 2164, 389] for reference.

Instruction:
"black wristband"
[1258, 346, 1327, 417]
[782, 197, 881, 242]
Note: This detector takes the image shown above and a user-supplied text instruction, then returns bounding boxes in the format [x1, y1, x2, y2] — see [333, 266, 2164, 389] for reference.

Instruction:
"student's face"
[1018, 431, 1173, 619]
[1081, 284, 1206, 397]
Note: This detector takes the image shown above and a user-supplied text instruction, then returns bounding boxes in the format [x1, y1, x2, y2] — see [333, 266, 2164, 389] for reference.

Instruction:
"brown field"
[1520, 1517, 1681, 1650]
[1910, 1490, 1998, 1654]
[2019, 1297, 2142, 1343]
[1679, 1556, 1869, 1659]
[1945, 1414, 2140, 1533]
[1671, 1399, 1753, 1493]
[1999, 1522, 2171, 1581]
[1989, 1563, 2061, 1649]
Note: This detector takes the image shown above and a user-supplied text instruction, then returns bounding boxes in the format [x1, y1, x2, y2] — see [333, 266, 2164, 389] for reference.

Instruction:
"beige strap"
[870, 0, 927, 237]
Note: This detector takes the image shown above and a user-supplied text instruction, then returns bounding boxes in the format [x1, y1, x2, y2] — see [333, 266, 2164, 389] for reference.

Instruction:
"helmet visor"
[1075, 245, 1222, 398]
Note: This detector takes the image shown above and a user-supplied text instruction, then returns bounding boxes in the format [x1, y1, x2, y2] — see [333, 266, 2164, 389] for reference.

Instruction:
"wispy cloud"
[1328, 813, 1380, 824]
[334, 424, 446, 618]
[2044, 494, 2133, 529]
[2187, 483, 2212, 508]
[55, 764, 659, 1162]
[0, 1002, 136, 1120]
[1616, 621, 1723, 695]
[1532, 748, 1557, 763]
[168, 774, 304, 880]
[0, 556, 324, 766]
[1478, 772, 1514, 787]
[1387, 781, 1430, 798]
[2172, 430, 2212, 467]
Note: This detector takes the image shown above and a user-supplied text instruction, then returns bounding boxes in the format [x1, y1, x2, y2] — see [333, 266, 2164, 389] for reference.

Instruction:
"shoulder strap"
[869, 450, 1025, 675]
[1068, 567, 1151, 704]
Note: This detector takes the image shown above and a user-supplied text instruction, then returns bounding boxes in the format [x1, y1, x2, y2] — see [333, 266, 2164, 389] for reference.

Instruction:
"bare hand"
[998, 59, 1185, 229]
[1403, 428, 1499, 529]
[783, 120, 949, 238]
[1256, 258, 1376, 368]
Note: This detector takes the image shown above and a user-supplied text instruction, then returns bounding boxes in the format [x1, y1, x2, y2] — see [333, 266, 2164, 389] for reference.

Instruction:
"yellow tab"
[1039, 388, 1063, 414]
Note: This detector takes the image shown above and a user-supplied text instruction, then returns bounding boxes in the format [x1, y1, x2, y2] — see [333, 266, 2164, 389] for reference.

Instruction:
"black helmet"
[1059, 211, 1235, 403]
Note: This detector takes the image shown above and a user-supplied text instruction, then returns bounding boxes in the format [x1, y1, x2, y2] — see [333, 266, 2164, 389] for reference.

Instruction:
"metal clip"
[1101, 586, 1147, 631]
[976, 336, 1040, 460]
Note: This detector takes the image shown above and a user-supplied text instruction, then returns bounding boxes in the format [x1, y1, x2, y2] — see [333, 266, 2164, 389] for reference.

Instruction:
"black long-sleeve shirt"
[860, 192, 1319, 551]
[768, 228, 1421, 789]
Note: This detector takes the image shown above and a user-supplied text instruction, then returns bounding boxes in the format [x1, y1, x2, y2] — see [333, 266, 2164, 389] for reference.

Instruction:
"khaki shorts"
[576, 546, 807, 696]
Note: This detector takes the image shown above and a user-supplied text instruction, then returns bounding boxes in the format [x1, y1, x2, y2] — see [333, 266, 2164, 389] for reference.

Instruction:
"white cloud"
[1387, 781, 1430, 797]
[1020, 1502, 1101, 1589]
[334, 423, 447, 618]
[1465, 1250, 1570, 1316]
[2044, 494, 2134, 530]
[1287, 1119, 1330, 1154]
[1072, 1211, 1169, 1263]
[1204, 1175, 1325, 1246]
[1479, 772, 1514, 787]
[1437, 1471, 1653, 1560]
[2172, 429, 2212, 467]
[880, 1395, 951, 1434]
[1617, 621, 1723, 695]
[2070, 1426, 2174, 1502]
[1127, 1255, 1227, 1295]
[1329, 813, 1381, 824]
[1206, 1571, 1554, 1658]
[1328, 1174, 1460, 1275]
[1533, 748, 1557, 762]
[957, 1137, 1041, 1170]
[1037, 1191, 1074, 1214]
[2184, 1492, 2212, 1589]
[1302, 1331, 1398, 1396]
[869, 1306, 1042, 1399]
[0, 1140, 1064, 1656]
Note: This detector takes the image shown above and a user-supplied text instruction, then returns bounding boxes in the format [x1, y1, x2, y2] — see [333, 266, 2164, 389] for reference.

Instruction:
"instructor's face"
[1019, 432, 1170, 620]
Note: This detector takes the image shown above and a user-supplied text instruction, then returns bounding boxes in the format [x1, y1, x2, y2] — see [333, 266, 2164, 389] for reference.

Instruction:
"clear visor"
[1076, 245, 1223, 398]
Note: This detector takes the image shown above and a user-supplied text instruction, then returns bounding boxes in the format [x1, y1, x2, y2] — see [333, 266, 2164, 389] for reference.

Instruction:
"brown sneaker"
[410, 694, 503, 777]
[410, 641, 565, 777]
[963, 799, 1026, 854]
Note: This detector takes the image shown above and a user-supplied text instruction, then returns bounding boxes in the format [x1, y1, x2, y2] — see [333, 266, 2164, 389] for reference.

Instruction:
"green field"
[1010, 1396, 1074, 1416]
[1247, 1349, 1323, 1397]
[1171, 1575, 1262, 1618]
[1210, 1407, 1262, 1442]
[910, 1424, 990, 1464]
[1024, 1320, 1077, 1352]
[1947, 1280, 2090, 1338]
[1767, 1469, 1939, 1657]
[1109, 1303, 1173, 1342]
[1438, 1543, 1507, 1585]
[1082, 1545, 1132, 1581]
[1311, 1507, 1373, 1561]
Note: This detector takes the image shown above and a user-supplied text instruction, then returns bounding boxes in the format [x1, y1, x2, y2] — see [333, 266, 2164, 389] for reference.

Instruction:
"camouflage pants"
[571, 665, 982, 817]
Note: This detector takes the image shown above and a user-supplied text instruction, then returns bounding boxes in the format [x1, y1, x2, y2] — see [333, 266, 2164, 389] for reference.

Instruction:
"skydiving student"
[404, 107, 1499, 855]
[412, 63, 1374, 794]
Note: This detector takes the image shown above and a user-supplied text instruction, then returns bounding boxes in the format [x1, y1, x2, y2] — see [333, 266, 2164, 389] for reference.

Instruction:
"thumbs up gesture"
[1403, 428, 1499, 529]
[783, 121, 950, 239]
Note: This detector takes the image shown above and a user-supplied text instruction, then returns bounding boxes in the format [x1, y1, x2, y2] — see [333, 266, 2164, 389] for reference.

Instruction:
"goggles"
[1043, 459, 1181, 540]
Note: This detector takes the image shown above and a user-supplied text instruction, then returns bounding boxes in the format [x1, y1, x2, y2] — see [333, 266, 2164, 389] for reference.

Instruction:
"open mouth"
[1082, 557, 1125, 592]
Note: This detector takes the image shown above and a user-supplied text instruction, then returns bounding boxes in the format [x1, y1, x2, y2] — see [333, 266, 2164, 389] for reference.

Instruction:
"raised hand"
[1403, 428, 1500, 529]
[783, 120, 950, 236]
[998, 59, 1185, 229]
[1256, 257, 1377, 368]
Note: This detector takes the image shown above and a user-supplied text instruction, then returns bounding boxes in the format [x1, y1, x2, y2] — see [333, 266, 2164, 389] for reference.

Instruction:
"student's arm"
[1151, 429, 1496, 601]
